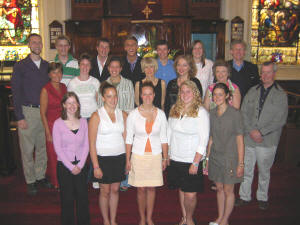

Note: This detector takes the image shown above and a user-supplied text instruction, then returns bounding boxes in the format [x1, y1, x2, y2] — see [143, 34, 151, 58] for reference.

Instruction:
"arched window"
[0, 0, 39, 61]
[251, 0, 300, 64]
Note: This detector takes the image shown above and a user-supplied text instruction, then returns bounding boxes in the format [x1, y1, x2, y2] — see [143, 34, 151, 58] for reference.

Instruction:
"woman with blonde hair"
[165, 55, 203, 117]
[167, 80, 209, 225]
[135, 57, 166, 109]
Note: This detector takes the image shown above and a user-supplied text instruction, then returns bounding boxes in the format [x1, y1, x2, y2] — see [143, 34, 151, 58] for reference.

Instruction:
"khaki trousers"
[18, 106, 47, 184]
[239, 145, 277, 202]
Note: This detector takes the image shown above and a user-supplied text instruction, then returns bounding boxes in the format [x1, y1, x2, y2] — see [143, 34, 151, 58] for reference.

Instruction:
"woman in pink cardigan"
[52, 92, 90, 225]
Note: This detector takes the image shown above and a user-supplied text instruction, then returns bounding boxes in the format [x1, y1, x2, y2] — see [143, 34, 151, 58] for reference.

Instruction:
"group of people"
[11, 33, 288, 225]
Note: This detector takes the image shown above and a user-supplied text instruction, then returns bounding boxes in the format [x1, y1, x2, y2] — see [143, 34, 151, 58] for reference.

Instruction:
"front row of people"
[51, 78, 246, 225]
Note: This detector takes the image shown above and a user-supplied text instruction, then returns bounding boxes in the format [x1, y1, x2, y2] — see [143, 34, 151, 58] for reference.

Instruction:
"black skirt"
[93, 153, 126, 184]
[167, 160, 204, 193]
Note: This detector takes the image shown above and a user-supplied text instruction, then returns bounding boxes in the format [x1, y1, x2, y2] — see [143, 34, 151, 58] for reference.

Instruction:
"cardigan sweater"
[52, 118, 89, 171]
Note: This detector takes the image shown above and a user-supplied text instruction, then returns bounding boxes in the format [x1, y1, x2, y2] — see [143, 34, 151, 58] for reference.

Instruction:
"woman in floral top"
[203, 60, 241, 111]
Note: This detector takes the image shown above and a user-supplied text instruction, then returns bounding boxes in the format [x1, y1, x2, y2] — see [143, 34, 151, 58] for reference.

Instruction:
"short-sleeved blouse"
[208, 105, 244, 184]
[207, 79, 239, 110]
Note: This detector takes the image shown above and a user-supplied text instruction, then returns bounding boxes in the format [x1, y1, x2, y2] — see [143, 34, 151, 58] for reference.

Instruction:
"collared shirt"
[54, 54, 79, 86]
[168, 107, 210, 163]
[155, 59, 177, 85]
[97, 56, 107, 77]
[233, 60, 244, 72]
[98, 76, 134, 113]
[11, 55, 49, 120]
[258, 83, 275, 118]
[127, 56, 137, 72]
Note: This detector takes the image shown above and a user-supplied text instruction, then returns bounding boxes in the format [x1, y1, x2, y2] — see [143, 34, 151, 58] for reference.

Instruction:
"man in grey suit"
[235, 61, 288, 210]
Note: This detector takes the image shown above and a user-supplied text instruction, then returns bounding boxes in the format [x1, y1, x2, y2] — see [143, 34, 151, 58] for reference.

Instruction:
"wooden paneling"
[67, 0, 224, 59]
[65, 20, 102, 59]
[188, 0, 220, 20]
[71, 0, 103, 20]
[161, 0, 188, 16]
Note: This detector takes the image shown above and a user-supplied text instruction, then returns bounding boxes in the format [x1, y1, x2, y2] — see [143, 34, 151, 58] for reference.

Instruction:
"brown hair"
[191, 40, 206, 67]
[61, 92, 81, 120]
[99, 81, 117, 97]
[48, 62, 63, 74]
[78, 53, 92, 64]
[124, 36, 138, 44]
[55, 35, 71, 46]
[140, 81, 155, 96]
[212, 59, 231, 79]
[96, 37, 110, 47]
[27, 33, 41, 42]
[173, 55, 197, 78]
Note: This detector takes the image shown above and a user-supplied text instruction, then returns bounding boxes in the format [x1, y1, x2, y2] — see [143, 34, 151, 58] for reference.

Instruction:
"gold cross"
[142, 5, 152, 20]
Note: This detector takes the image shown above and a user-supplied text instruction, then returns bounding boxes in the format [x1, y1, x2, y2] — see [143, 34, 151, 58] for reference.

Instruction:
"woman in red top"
[40, 62, 67, 189]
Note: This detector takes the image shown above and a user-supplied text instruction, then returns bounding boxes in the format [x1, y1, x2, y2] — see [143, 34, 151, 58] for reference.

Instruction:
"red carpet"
[0, 164, 299, 225]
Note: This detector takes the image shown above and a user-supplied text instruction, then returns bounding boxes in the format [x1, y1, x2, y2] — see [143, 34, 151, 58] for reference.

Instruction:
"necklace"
[140, 104, 155, 112]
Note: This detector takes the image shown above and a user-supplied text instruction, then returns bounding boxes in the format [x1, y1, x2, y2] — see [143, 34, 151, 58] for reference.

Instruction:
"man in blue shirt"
[155, 40, 177, 85]
[11, 34, 52, 195]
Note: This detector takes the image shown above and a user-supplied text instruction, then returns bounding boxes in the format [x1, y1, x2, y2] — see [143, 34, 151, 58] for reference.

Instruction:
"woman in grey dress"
[206, 83, 244, 225]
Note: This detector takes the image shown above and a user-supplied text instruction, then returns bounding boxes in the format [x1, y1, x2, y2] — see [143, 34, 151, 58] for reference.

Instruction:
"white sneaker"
[92, 182, 100, 189]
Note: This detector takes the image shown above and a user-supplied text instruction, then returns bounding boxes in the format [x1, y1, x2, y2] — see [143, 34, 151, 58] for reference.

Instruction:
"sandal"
[178, 217, 187, 225]
[120, 186, 128, 192]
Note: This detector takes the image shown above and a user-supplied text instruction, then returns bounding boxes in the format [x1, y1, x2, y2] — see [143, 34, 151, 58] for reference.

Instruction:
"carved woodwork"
[66, 0, 224, 58]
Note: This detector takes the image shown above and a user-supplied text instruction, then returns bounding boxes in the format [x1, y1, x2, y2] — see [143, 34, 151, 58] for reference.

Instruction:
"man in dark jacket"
[90, 38, 110, 82]
[227, 40, 260, 100]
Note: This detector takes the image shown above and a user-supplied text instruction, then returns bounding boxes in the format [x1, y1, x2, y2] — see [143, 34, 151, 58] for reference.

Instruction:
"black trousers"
[57, 161, 90, 225]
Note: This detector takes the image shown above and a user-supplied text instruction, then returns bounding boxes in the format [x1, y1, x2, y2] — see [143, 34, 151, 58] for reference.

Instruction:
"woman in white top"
[167, 80, 210, 225]
[68, 53, 100, 118]
[192, 40, 214, 98]
[89, 82, 127, 225]
[126, 81, 168, 225]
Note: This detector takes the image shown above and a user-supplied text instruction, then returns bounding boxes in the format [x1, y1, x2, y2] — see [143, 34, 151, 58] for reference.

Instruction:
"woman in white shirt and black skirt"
[167, 80, 210, 225]
[89, 82, 127, 225]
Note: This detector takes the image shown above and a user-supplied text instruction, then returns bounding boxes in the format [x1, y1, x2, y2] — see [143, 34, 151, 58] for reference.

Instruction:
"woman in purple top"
[52, 92, 90, 225]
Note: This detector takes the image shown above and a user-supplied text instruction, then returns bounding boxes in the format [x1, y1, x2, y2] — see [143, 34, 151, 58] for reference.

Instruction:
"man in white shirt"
[90, 38, 111, 82]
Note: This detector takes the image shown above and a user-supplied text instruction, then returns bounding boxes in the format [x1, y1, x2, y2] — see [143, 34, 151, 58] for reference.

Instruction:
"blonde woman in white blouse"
[126, 81, 168, 225]
[167, 80, 210, 225]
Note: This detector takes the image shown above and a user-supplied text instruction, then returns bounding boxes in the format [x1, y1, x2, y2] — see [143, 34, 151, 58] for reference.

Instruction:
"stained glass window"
[251, 0, 300, 64]
[0, 0, 39, 61]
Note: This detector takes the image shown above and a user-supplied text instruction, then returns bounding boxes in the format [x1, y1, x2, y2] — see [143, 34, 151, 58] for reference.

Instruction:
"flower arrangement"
[137, 45, 179, 60]
[271, 52, 283, 63]
[137, 26, 179, 60]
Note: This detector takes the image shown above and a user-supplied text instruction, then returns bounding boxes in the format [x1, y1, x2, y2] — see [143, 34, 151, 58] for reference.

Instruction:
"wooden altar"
[65, 0, 225, 59]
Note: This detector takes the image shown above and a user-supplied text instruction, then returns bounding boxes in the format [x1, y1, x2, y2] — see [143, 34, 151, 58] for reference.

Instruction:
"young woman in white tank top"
[89, 82, 127, 225]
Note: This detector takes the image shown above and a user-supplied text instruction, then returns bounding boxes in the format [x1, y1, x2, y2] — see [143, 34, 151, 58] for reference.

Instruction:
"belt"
[23, 104, 40, 108]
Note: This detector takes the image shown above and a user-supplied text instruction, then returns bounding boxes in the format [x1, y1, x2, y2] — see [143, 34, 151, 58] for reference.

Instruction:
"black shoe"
[36, 178, 53, 189]
[235, 198, 250, 206]
[258, 200, 269, 210]
[27, 183, 37, 196]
